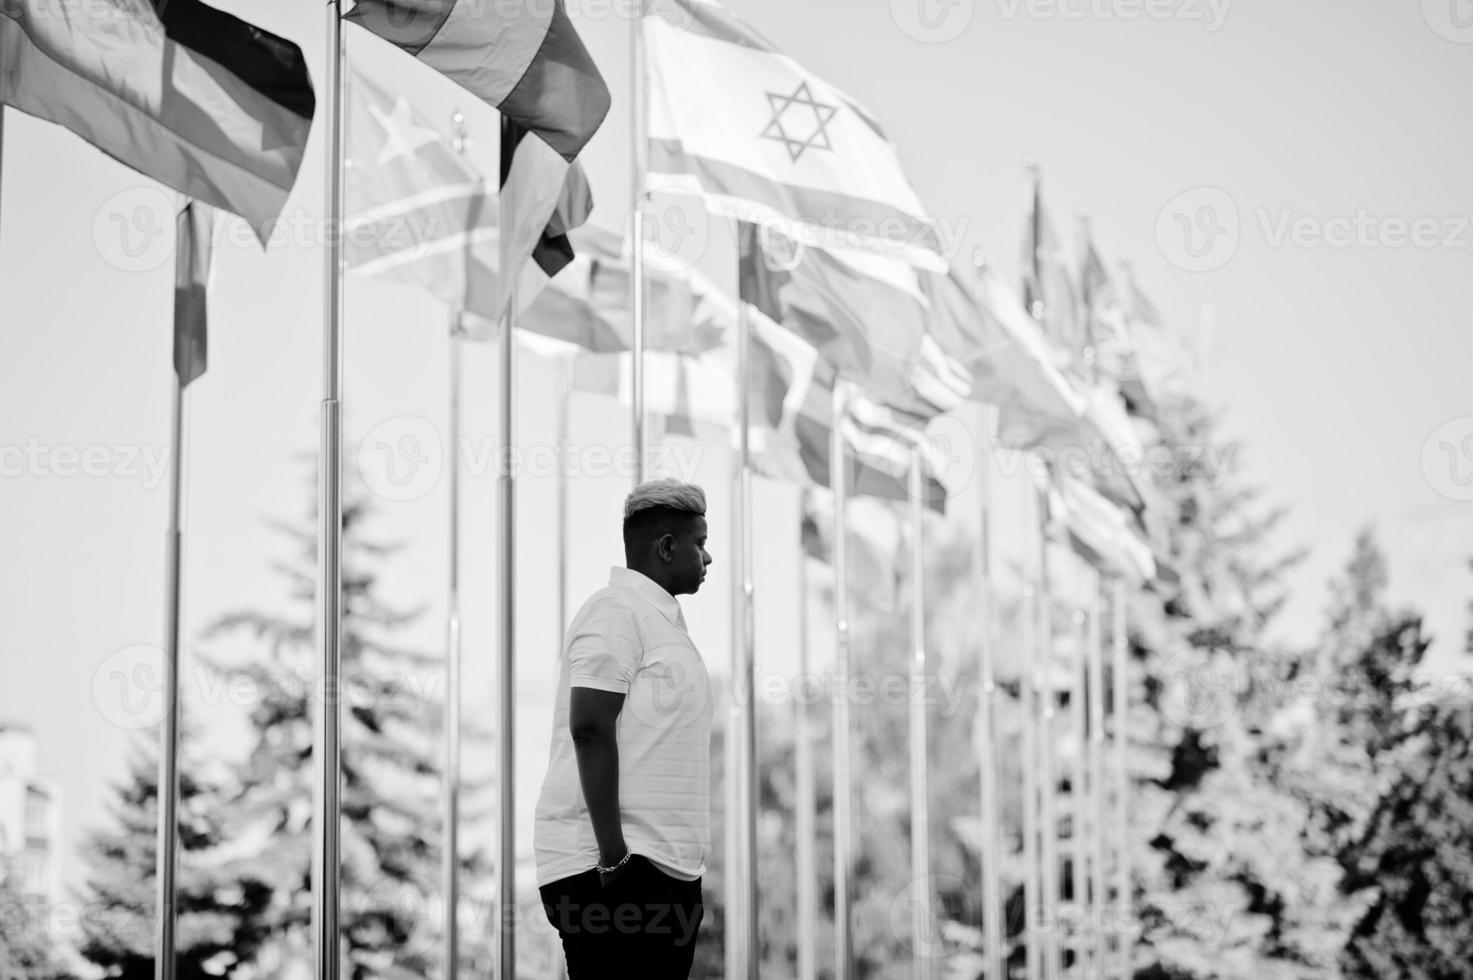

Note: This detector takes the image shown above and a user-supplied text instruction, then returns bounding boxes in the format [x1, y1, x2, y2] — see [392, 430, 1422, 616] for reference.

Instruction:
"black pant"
[540, 856, 705, 979]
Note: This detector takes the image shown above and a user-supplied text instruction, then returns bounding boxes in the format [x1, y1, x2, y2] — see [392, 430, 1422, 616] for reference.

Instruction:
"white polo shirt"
[534, 566, 714, 887]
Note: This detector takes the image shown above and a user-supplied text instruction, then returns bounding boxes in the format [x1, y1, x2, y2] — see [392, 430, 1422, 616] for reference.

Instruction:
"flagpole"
[731, 276, 759, 980]
[495, 280, 519, 980]
[630, 0, 648, 482]
[314, 2, 347, 977]
[1087, 569, 1108, 979]
[1068, 597, 1089, 975]
[1036, 488, 1061, 980]
[974, 403, 1005, 980]
[831, 380, 855, 980]
[908, 449, 933, 980]
[155, 324, 187, 980]
[442, 315, 464, 980]
[1110, 579, 1131, 980]
[551, 352, 572, 980]
[442, 109, 472, 980]
[1020, 562, 1042, 980]
[795, 501, 817, 980]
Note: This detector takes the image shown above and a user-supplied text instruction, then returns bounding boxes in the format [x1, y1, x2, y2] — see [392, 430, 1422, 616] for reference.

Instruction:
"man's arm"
[569, 686, 627, 875]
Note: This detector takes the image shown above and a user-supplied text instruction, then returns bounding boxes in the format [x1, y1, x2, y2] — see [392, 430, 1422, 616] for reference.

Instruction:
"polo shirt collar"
[609, 566, 686, 630]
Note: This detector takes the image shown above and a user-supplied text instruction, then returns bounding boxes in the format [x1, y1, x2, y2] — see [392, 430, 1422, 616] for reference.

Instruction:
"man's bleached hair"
[624, 478, 706, 521]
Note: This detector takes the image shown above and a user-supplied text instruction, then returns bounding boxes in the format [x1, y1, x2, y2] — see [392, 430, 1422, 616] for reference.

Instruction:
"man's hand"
[598, 859, 632, 889]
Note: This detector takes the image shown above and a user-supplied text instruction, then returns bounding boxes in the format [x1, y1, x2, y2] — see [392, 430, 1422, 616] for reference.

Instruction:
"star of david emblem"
[760, 81, 839, 163]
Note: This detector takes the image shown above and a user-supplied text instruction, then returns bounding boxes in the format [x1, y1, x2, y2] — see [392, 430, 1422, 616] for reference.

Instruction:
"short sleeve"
[567, 597, 641, 694]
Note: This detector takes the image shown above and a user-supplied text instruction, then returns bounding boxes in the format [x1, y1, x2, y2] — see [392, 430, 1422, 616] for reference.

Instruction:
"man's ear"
[656, 532, 675, 563]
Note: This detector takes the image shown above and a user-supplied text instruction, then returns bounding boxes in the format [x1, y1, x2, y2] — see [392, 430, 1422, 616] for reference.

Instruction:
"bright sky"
[3, 0, 1472, 932]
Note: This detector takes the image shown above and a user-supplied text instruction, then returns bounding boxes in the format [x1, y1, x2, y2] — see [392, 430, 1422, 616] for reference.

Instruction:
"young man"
[535, 478, 715, 979]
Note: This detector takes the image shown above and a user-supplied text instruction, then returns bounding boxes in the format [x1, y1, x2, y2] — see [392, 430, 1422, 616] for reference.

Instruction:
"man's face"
[667, 516, 713, 596]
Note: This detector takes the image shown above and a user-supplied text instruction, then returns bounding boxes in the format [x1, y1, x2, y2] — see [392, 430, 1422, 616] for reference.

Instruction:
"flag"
[748, 313, 949, 513]
[1048, 475, 1155, 586]
[1021, 174, 1086, 366]
[173, 201, 214, 387]
[1118, 263, 1195, 419]
[738, 221, 969, 421]
[929, 262, 1089, 451]
[345, 68, 640, 349]
[646, 0, 944, 268]
[0, 0, 314, 243]
[347, 0, 611, 319]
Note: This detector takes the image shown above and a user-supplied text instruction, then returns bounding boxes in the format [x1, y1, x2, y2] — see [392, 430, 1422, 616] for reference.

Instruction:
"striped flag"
[1048, 475, 1155, 586]
[173, 201, 214, 388]
[347, 0, 610, 319]
[738, 222, 970, 422]
[748, 313, 950, 513]
[1118, 262, 1196, 418]
[345, 67, 633, 348]
[647, 0, 945, 268]
[0, 0, 315, 242]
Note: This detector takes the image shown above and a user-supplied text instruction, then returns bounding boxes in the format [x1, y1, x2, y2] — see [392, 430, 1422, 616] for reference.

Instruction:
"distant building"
[0, 722, 63, 912]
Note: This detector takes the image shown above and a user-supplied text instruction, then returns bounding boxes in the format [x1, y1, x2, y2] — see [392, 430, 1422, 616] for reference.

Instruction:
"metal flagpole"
[630, 0, 648, 483]
[831, 380, 855, 980]
[1110, 580, 1131, 980]
[441, 110, 471, 980]
[495, 286, 518, 977]
[1087, 570, 1108, 979]
[1020, 609, 1042, 980]
[314, 3, 347, 977]
[974, 404, 1005, 980]
[1036, 488, 1061, 980]
[795, 500, 817, 980]
[550, 352, 572, 980]
[156, 288, 188, 980]
[908, 449, 933, 980]
[731, 280, 759, 980]
[1069, 599, 1089, 976]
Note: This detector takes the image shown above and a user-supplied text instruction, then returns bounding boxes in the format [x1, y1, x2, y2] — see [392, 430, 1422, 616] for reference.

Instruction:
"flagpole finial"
[1024, 156, 1040, 178]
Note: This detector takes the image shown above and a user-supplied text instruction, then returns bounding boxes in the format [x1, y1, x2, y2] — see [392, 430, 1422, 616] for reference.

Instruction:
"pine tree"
[75, 728, 274, 978]
[196, 476, 492, 978]
[1339, 686, 1473, 979]
[0, 854, 72, 980]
